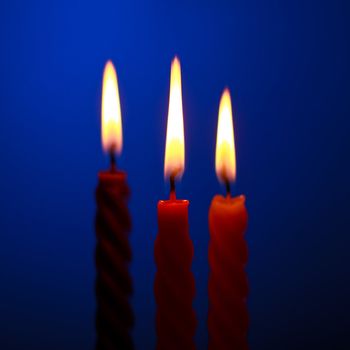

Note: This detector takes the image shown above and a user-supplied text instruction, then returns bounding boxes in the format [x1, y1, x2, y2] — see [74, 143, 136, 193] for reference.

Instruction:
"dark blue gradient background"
[0, 1, 349, 349]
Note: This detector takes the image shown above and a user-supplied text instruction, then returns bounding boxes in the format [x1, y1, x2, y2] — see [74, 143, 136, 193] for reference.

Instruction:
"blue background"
[0, 0, 349, 349]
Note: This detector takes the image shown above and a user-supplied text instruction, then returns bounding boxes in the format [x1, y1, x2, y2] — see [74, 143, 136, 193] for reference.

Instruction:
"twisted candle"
[208, 195, 249, 350]
[95, 170, 134, 350]
[155, 199, 196, 350]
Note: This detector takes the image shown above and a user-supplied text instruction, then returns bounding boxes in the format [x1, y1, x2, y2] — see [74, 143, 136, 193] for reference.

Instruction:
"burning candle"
[208, 89, 249, 350]
[154, 57, 196, 350]
[95, 61, 134, 350]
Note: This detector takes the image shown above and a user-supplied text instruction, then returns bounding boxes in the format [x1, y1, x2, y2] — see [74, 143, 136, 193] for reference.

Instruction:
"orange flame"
[164, 57, 185, 179]
[215, 88, 236, 183]
[101, 60, 123, 154]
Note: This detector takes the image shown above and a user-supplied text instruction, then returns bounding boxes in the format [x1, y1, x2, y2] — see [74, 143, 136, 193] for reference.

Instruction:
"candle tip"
[109, 147, 117, 172]
[225, 178, 231, 198]
[170, 175, 177, 200]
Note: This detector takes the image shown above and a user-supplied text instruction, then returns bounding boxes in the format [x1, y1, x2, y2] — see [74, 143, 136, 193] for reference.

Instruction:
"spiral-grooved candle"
[95, 170, 134, 350]
[208, 195, 249, 350]
[155, 200, 196, 350]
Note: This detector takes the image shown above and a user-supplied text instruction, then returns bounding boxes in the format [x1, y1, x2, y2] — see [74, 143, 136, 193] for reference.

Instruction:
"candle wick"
[109, 147, 117, 172]
[170, 175, 176, 200]
[225, 179, 231, 198]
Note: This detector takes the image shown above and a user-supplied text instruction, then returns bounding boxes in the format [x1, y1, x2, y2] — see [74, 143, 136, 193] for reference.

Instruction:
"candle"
[208, 89, 249, 350]
[95, 61, 134, 350]
[154, 57, 196, 350]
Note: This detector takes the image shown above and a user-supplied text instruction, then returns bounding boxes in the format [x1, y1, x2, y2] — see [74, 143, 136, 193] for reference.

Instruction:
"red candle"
[154, 57, 196, 350]
[208, 89, 249, 350]
[95, 61, 134, 350]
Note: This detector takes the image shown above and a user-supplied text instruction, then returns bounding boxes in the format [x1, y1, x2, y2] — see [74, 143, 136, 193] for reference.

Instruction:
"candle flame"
[101, 60, 123, 154]
[215, 88, 236, 183]
[164, 57, 185, 179]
